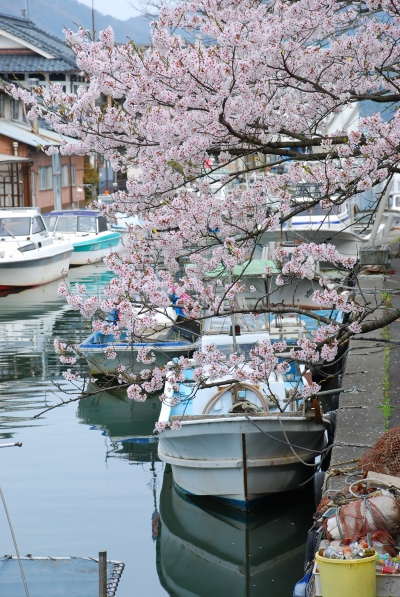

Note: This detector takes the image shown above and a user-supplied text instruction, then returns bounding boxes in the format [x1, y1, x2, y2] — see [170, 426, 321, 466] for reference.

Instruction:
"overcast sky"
[77, 0, 140, 20]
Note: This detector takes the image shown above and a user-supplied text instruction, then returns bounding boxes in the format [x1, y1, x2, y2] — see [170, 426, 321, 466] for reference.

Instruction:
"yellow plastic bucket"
[315, 551, 377, 597]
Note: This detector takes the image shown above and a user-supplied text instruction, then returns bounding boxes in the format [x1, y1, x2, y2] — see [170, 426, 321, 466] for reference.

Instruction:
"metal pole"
[99, 550, 107, 597]
[92, 0, 95, 41]
[227, 271, 238, 353]
[369, 184, 391, 246]
[0, 486, 29, 597]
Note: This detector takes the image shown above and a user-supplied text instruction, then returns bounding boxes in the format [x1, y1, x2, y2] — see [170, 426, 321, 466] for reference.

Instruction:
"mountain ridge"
[0, 0, 151, 44]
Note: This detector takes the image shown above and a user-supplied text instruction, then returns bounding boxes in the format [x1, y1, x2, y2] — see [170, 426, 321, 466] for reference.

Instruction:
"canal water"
[0, 264, 315, 596]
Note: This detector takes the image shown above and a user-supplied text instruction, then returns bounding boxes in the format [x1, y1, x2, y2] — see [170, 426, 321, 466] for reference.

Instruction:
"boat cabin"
[43, 210, 110, 236]
[0, 208, 49, 240]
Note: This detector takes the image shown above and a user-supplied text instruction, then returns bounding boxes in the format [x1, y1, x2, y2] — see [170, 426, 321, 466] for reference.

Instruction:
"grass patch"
[380, 291, 393, 430]
[381, 327, 393, 431]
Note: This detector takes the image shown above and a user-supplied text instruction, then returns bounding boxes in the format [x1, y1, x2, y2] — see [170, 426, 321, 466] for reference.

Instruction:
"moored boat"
[0, 208, 73, 288]
[78, 314, 201, 375]
[156, 324, 328, 510]
[43, 210, 122, 265]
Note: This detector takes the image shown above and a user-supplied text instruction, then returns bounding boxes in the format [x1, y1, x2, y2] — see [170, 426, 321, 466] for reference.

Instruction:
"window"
[32, 216, 46, 234]
[43, 216, 57, 231]
[70, 164, 76, 186]
[0, 95, 4, 118]
[77, 216, 96, 232]
[0, 217, 31, 236]
[11, 99, 19, 120]
[55, 216, 77, 233]
[97, 216, 108, 232]
[61, 164, 69, 187]
[39, 167, 53, 190]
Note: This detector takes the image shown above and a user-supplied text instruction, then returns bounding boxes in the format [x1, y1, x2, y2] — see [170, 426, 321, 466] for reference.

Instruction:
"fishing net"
[359, 426, 400, 476]
[325, 493, 400, 541]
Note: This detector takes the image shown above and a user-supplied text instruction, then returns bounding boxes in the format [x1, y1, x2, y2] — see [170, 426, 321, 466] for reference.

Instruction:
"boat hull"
[158, 415, 326, 510]
[80, 342, 197, 374]
[258, 229, 366, 259]
[0, 247, 73, 288]
[70, 232, 122, 265]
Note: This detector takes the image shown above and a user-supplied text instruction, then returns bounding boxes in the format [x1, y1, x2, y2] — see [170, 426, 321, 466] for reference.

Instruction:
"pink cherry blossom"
[8, 0, 400, 402]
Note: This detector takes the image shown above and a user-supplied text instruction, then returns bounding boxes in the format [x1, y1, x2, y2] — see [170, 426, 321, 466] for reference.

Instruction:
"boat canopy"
[43, 211, 109, 234]
[0, 214, 47, 237]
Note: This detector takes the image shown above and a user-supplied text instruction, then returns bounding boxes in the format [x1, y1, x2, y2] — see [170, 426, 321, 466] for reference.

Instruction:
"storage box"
[313, 563, 400, 596]
[359, 248, 390, 266]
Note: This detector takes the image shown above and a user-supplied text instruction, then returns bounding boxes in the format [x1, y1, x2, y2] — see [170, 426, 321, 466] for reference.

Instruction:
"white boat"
[0, 208, 73, 289]
[157, 324, 328, 510]
[258, 198, 372, 260]
[42, 210, 122, 265]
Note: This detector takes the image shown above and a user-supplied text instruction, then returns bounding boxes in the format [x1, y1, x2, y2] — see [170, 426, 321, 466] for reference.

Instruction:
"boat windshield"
[213, 342, 258, 359]
[0, 217, 31, 236]
[55, 216, 77, 233]
[204, 314, 268, 333]
[77, 216, 96, 233]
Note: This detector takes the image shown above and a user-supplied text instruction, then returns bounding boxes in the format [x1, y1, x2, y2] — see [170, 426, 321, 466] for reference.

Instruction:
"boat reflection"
[0, 264, 115, 382]
[77, 386, 162, 463]
[157, 466, 314, 597]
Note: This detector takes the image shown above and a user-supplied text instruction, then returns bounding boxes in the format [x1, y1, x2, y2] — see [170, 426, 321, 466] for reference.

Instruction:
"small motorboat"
[156, 320, 328, 510]
[0, 208, 73, 289]
[78, 314, 201, 376]
[43, 210, 122, 265]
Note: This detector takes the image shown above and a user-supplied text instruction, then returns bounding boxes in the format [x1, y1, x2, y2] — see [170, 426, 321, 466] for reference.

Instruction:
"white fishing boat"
[258, 197, 385, 259]
[0, 208, 73, 289]
[42, 210, 122, 265]
[157, 319, 328, 510]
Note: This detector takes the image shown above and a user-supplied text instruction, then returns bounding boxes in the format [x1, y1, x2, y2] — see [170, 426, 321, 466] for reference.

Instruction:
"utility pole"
[92, 0, 95, 41]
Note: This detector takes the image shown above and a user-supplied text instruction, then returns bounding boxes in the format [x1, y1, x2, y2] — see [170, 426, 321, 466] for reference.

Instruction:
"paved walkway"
[327, 275, 386, 489]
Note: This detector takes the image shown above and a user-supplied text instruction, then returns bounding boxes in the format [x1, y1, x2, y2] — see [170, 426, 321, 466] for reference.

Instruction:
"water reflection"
[0, 264, 313, 596]
[77, 386, 162, 464]
[0, 265, 114, 384]
[157, 466, 313, 597]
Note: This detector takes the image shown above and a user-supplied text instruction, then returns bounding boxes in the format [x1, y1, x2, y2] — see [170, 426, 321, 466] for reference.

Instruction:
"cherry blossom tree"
[7, 0, 400, 409]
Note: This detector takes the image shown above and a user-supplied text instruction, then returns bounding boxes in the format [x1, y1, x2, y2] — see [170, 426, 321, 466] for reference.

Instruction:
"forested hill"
[0, 0, 151, 44]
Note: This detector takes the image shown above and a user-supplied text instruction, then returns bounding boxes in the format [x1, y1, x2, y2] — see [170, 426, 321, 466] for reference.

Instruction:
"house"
[0, 12, 85, 212]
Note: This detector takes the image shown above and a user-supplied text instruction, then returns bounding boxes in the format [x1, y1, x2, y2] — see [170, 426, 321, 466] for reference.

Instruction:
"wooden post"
[99, 550, 107, 597]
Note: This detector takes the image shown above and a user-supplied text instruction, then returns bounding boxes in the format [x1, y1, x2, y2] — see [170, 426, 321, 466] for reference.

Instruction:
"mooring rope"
[0, 485, 30, 597]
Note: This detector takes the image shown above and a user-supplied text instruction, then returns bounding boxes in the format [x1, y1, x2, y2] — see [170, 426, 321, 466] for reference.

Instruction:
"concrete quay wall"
[327, 274, 386, 491]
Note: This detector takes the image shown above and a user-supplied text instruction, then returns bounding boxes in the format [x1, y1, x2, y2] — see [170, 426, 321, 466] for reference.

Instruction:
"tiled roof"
[0, 13, 77, 71]
[0, 54, 76, 73]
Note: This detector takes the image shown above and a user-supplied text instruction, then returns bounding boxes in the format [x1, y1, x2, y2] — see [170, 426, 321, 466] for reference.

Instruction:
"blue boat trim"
[43, 210, 100, 217]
